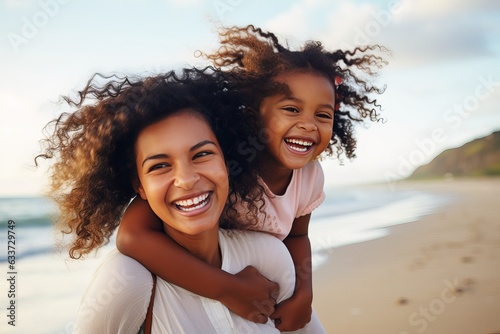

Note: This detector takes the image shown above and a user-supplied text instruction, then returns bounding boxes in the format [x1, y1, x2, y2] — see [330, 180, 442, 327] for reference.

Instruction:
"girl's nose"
[297, 115, 317, 131]
[173, 164, 200, 189]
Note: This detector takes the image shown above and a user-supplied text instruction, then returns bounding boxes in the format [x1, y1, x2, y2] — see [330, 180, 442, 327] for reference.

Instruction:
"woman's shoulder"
[219, 229, 296, 302]
[82, 249, 154, 300]
[95, 249, 150, 276]
[73, 249, 153, 332]
[220, 229, 282, 247]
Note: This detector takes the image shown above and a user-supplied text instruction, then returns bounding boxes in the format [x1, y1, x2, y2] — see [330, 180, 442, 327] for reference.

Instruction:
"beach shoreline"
[312, 178, 500, 334]
[2, 178, 499, 333]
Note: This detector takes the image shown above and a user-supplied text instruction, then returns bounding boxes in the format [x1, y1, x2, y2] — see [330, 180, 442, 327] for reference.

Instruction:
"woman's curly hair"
[35, 68, 264, 259]
[202, 24, 388, 161]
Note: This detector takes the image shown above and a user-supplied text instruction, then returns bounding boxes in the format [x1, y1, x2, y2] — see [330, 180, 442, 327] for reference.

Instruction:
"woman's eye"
[193, 151, 213, 159]
[149, 163, 169, 172]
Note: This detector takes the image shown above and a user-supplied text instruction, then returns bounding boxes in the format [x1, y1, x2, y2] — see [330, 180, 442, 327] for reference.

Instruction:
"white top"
[73, 230, 296, 334]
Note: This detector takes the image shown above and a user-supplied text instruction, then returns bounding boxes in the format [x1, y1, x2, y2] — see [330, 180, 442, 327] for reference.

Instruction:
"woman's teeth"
[175, 193, 210, 211]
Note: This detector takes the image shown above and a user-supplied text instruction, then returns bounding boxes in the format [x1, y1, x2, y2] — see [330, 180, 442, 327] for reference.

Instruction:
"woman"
[36, 69, 296, 333]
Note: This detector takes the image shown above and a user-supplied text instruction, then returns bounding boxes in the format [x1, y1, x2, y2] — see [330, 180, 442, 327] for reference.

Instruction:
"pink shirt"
[251, 160, 325, 240]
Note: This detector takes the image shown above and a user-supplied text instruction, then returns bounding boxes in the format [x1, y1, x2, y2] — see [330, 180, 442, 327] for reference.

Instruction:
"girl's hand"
[221, 266, 280, 324]
[270, 292, 312, 331]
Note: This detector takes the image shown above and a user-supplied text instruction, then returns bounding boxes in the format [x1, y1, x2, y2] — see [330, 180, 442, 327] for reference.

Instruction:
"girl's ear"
[133, 178, 147, 200]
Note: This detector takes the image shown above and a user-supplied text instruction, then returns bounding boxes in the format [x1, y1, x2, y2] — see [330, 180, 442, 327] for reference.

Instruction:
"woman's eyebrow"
[142, 153, 168, 167]
[141, 140, 217, 167]
[190, 140, 217, 152]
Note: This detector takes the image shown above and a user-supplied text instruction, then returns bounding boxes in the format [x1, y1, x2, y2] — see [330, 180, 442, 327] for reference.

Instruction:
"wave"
[0, 245, 55, 263]
[0, 216, 54, 228]
[0, 188, 452, 268]
[0, 196, 56, 228]
[313, 186, 425, 219]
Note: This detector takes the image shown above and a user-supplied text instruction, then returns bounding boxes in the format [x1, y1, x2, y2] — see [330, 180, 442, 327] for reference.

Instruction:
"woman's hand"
[220, 266, 280, 323]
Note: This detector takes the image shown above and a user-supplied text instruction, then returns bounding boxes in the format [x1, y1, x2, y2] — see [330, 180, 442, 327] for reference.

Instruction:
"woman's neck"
[164, 226, 222, 268]
[190, 242, 222, 268]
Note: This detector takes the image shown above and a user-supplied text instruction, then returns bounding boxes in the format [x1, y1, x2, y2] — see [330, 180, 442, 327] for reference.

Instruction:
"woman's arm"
[116, 197, 278, 323]
[270, 213, 314, 331]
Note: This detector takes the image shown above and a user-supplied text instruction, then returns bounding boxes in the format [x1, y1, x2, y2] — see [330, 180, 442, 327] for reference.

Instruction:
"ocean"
[0, 184, 452, 333]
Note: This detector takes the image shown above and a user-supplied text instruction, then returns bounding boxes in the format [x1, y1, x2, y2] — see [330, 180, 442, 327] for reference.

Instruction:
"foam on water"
[309, 187, 452, 270]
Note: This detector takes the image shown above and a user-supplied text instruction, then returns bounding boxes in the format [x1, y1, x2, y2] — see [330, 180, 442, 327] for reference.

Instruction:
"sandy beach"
[2, 178, 499, 333]
[312, 178, 500, 334]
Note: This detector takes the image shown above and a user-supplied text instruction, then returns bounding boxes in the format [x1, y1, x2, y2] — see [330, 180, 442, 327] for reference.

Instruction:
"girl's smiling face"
[259, 71, 335, 170]
[134, 110, 229, 244]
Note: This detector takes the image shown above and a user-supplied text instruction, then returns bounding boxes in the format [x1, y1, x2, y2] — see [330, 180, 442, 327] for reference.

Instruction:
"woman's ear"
[133, 178, 147, 200]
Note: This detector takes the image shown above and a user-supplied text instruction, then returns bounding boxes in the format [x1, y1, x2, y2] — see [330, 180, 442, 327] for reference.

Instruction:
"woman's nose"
[173, 164, 200, 189]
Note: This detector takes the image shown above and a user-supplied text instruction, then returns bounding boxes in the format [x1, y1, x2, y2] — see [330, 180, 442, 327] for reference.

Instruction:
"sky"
[0, 0, 499, 196]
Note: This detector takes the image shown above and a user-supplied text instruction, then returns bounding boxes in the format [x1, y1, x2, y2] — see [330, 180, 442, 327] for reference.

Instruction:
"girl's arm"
[116, 197, 279, 323]
[270, 213, 314, 331]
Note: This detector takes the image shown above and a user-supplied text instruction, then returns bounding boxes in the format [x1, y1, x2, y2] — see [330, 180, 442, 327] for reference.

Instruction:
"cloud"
[264, 0, 332, 44]
[378, 0, 498, 66]
[337, 0, 499, 66]
[409, 0, 499, 17]
[374, 18, 493, 66]
[265, 3, 312, 40]
[263, 0, 499, 67]
[165, 0, 204, 8]
[2, 0, 32, 9]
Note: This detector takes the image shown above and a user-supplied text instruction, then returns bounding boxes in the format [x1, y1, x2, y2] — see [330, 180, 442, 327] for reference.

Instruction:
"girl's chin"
[280, 150, 314, 168]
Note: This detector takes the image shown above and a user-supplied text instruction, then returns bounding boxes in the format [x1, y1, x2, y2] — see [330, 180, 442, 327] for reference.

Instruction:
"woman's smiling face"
[134, 110, 229, 242]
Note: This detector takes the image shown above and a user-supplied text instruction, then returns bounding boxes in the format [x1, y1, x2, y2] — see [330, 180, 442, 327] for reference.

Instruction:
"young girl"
[117, 25, 386, 332]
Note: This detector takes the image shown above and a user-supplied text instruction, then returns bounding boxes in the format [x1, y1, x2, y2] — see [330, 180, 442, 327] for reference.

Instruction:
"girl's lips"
[284, 138, 315, 154]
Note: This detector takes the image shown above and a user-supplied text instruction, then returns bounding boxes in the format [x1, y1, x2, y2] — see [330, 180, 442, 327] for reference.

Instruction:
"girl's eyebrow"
[278, 96, 335, 111]
[141, 140, 217, 167]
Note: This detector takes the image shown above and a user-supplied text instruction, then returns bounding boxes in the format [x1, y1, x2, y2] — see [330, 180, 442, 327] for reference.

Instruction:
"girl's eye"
[283, 107, 299, 113]
[317, 112, 333, 119]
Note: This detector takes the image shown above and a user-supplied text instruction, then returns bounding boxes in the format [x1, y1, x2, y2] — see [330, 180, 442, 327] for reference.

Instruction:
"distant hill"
[408, 131, 500, 180]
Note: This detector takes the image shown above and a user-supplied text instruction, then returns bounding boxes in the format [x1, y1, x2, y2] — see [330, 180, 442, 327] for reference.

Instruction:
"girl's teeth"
[285, 139, 313, 152]
[290, 146, 308, 152]
[286, 139, 313, 146]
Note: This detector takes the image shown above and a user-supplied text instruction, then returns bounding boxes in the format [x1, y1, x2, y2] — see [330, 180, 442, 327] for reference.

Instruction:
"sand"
[312, 178, 500, 334]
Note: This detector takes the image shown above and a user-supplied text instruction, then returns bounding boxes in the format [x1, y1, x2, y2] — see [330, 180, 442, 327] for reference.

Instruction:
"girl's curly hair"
[202, 24, 388, 161]
[35, 68, 264, 259]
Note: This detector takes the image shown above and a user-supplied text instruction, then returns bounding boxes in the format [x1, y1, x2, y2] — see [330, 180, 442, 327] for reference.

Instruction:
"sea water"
[0, 197, 114, 334]
[309, 185, 451, 270]
[0, 185, 451, 333]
